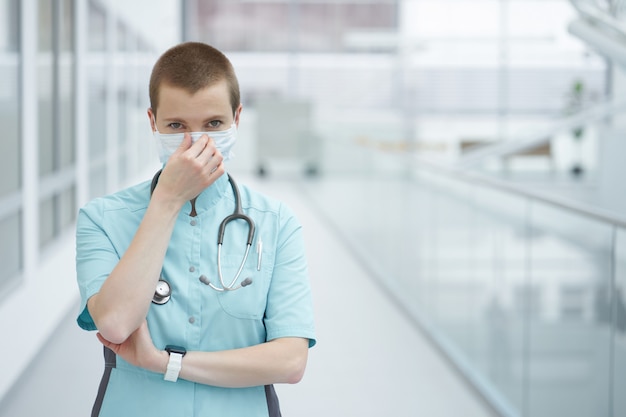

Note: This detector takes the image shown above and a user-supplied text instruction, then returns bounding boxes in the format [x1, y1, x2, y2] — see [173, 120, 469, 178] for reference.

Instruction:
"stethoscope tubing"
[150, 170, 256, 297]
[216, 243, 252, 291]
[219, 175, 256, 246]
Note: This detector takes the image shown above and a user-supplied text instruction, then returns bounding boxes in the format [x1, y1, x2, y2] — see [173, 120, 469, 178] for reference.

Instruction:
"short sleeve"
[263, 203, 316, 348]
[75, 202, 121, 331]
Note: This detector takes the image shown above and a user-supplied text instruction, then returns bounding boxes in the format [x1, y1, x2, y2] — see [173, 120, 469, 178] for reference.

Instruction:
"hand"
[155, 133, 225, 204]
[96, 320, 166, 373]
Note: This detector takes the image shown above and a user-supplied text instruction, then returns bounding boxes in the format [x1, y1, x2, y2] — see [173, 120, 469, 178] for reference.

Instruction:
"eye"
[167, 122, 183, 130]
[207, 120, 222, 129]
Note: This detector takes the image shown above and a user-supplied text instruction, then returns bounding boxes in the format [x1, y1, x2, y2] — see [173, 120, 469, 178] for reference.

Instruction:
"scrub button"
[188, 317, 196, 324]
[189, 266, 195, 273]
[190, 220, 197, 226]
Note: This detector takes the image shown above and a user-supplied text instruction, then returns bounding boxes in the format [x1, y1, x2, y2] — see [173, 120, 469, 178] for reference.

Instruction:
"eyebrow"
[161, 114, 228, 124]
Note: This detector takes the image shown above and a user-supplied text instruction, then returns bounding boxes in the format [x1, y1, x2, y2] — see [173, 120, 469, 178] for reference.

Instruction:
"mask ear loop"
[151, 115, 160, 134]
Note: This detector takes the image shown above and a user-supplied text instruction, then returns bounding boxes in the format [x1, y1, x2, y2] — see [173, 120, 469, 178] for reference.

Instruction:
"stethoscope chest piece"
[152, 279, 171, 305]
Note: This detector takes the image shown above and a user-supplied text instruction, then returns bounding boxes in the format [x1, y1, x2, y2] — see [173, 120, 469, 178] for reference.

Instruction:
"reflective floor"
[0, 176, 494, 417]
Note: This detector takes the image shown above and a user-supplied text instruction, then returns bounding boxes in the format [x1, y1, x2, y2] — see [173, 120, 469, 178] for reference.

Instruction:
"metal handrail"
[610, 0, 626, 16]
[413, 156, 626, 228]
[569, 0, 626, 36]
[455, 98, 626, 168]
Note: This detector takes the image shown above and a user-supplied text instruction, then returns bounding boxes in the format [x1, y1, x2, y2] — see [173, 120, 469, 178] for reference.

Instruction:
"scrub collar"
[181, 173, 229, 216]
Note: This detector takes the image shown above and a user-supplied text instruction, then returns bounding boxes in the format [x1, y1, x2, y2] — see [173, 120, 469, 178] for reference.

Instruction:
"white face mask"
[153, 123, 237, 164]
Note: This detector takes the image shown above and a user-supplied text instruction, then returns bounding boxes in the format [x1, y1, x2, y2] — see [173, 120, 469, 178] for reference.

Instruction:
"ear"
[234, 104, 243, 128]
[147, 108, 156, 132]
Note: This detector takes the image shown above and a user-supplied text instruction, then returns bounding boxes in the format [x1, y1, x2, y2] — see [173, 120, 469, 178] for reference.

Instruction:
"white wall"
[107, 0, 181, 52]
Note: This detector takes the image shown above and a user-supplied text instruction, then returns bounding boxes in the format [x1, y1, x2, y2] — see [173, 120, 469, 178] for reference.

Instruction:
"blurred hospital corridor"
[2, 1, 626, 416]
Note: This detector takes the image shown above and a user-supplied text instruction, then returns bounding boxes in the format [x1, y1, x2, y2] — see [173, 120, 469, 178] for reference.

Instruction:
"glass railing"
[301, 147, 626, 417]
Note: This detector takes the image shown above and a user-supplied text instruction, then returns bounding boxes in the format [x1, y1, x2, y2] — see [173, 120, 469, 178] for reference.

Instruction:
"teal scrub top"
[75, 173, 316, 417]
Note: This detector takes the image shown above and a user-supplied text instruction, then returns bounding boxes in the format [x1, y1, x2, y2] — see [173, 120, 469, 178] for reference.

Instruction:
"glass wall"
[86, 0, 155, 200]
[37, 0, 76, 249]
[526, 204, 613, 417]
[301, 163, 625, 417]
[0, 0, 159, 302]
[0, 0, 21, 286]
[87, 0, 107, 199]
[614, 228, 626, 417]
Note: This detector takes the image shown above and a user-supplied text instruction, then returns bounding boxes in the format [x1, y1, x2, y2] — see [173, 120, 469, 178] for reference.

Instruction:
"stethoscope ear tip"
[198, 275, 253, 290]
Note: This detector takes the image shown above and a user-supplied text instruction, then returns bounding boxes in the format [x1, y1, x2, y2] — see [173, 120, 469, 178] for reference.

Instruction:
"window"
[87, 0, 107, 199]
[0, 0, 22, 284]
[38, 0, 76, 248]
[0, 0, 20, 196]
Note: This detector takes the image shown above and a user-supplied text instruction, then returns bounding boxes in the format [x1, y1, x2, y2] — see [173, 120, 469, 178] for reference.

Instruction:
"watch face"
[165, 345, 186, 355]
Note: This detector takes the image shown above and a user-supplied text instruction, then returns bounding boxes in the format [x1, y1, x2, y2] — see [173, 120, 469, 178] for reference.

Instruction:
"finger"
[191, 133, 210, 151]
[181, 132, 192, 148]
[201, 147, 223, 175]
[172, 133, 193, 157]
[195, 136, 221, 163]
[181, 134, 211, 160]
[209, 161, 224, 176]
[96, 332, 114, 349]
[211, 152, 224, 170]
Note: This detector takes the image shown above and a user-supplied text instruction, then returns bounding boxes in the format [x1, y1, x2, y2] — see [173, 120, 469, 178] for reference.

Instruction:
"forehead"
[156, 80, 231, 116]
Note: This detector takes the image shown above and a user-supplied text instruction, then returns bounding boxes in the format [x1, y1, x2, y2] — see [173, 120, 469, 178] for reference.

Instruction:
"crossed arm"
[96, 321, 309, 387]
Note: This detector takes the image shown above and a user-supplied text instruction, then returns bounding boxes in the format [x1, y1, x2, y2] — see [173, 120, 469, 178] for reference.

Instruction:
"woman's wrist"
[149, 349, 170, 375]
[150, 188, 187, 214]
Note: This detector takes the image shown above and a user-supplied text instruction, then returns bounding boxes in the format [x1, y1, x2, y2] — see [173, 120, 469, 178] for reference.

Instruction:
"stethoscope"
[150, 170, 256, 305]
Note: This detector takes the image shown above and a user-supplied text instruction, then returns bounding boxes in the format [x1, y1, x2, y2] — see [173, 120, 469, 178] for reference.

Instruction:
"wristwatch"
[164, 345, 186, 382]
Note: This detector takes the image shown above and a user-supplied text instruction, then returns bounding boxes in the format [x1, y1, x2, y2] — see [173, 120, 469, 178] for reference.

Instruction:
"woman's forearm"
[88, 192, 183, 344]
[151, 338, 310, 388]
